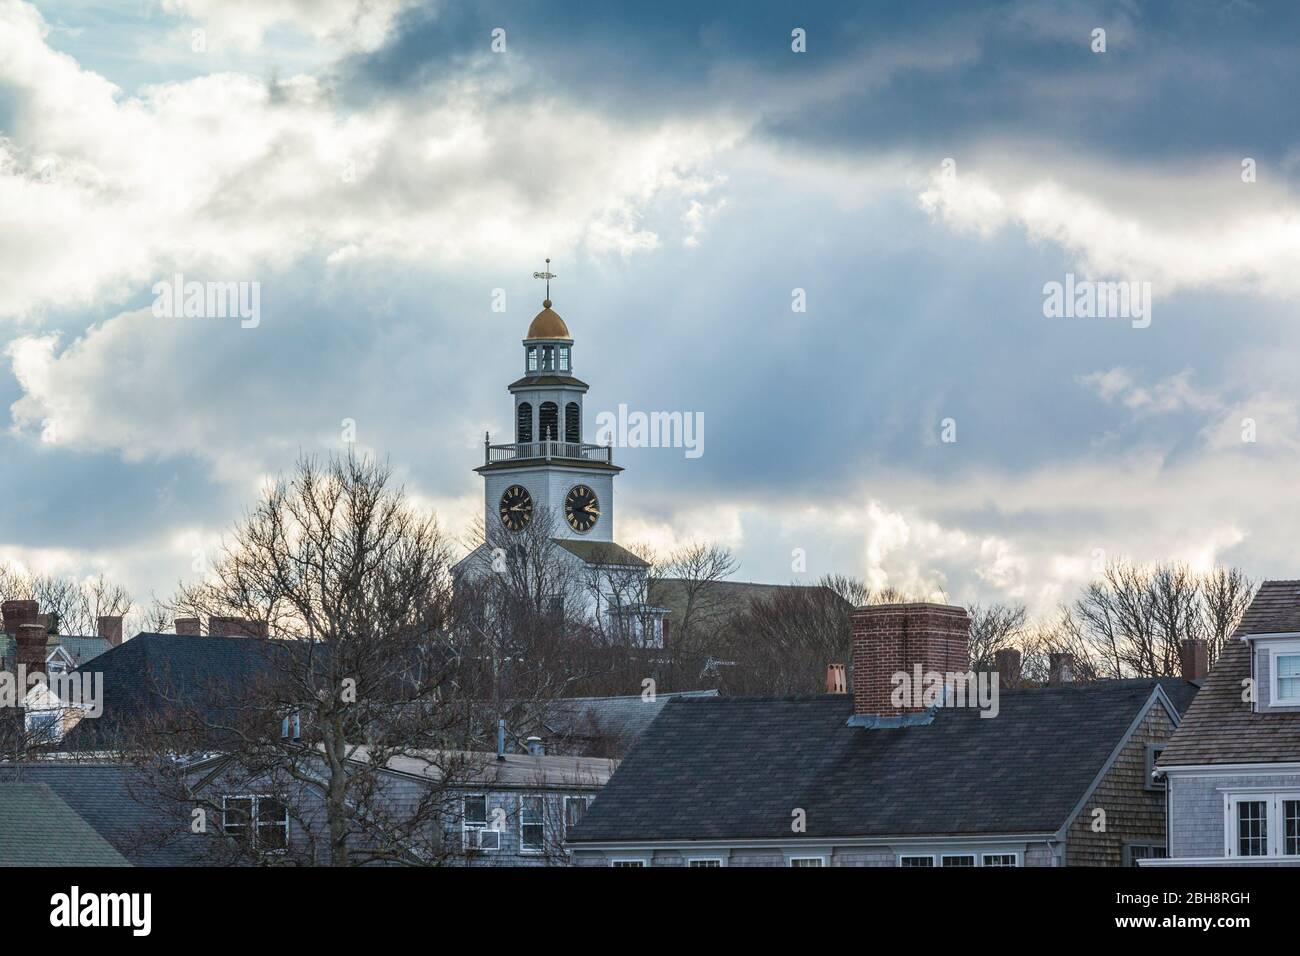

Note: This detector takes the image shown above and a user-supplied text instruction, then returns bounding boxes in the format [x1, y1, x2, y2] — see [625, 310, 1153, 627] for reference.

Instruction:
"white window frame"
[1223, 790, 1300, 858]
[940, 853, 977, 867]
[687, 857, 725, 867]
[221, 794, 289, 852]
[1268, 641, 1300, 706]
[461, 794, 499, 852]
[519, 795, 545, 855]
[897, 854, 936, 867]
[788, 856, 827, 867]
[610, 859, 646, 867]
[980, 851, 1021, 867]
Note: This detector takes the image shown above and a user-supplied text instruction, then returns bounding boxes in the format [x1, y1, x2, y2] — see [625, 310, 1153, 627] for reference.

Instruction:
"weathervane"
[532, 258, 557, 302]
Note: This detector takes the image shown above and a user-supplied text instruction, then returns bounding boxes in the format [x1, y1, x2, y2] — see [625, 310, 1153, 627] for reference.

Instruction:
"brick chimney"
[850, 603, 970, 720]
[97, 615, 123, 647]
[15, 622, 48, 673]
[174, 617, 202, 636]
[209, 616, 268, 639]
[1049, 652, 1075, 687]
[1181, 638, 1208, 682]
[994, 648, 1022, 689]
[2, 599, 40, 636]
[825, 662, 847, 694]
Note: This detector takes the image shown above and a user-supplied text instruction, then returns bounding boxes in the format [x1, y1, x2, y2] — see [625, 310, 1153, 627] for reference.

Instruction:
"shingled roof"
[0, 782, 130, 866]
[1159, 580, 1300, 767]
[62, 632, 306, 750]
[569, 679, 1191, 844]
[0, 762, 209, 866]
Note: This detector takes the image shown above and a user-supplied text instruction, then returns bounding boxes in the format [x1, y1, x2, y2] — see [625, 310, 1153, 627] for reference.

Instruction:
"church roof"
[554, 539, 649, 568]
[525, 301, 572, 341]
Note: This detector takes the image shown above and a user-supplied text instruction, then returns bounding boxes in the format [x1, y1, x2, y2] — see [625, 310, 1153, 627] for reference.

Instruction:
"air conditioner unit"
[464, 828, 500, 850]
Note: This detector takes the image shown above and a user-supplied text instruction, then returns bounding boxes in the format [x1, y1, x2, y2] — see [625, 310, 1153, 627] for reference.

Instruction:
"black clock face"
[498, 485, 534, 531]
[564, 484, 600, 533]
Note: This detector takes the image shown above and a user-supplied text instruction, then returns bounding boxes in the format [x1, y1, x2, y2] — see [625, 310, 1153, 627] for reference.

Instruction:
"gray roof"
[0, 633, 111, 669]
[553, 539, 649, 568]
[0, 763, 207, 866]
[354, 748, 618, 790]
[63, 632, 306, 749]
[0, 782, 130, 866]
[569, 679, 1190, 844]
[1159, 580, 1300, 767]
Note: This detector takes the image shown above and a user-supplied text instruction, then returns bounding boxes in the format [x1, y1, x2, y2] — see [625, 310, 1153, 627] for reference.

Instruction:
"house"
[0, 598, 121, 674]
[1147, 579, 1300, 866]
[567, 602, 1200, 866]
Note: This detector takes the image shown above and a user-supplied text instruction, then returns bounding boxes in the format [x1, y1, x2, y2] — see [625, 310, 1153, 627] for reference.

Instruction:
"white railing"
[484, 440, 613, 465]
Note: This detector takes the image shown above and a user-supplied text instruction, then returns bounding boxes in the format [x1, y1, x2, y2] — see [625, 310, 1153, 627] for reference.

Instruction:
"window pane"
[899, 856, 933, 867]
[612, 860, 643, 867]
[464, 796, 487, 826]
[790, 858, 823, 867]
[1278, 654, 1300, 700]
[564, 797, 587, 829]
[689, 859, 721, 867]
[942, 855, 975, 867]
[223, 797, 252, 834]
[521, 797, 544, 851]
[1285, 800, 1300, 856]
[982, 854, 1017, 867]
[1237, 800, 1268, 856]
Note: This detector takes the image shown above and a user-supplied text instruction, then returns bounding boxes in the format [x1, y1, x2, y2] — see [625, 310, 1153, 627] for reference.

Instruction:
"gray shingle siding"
[1168, 770, 1300, 859]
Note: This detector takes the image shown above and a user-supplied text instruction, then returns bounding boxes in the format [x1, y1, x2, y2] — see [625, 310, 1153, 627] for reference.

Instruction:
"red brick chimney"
[15, 623, 48, 673]
[850, 603, 970, 719]
[2, 599, 40, 636]
[174, 617, 202, 636]
[1181, 638, 1208, 682]
[209, 617, 268, 639]
[97, 615, 123, 647]
[825, 663, 847, 694]
[994, 648, 1022, 688]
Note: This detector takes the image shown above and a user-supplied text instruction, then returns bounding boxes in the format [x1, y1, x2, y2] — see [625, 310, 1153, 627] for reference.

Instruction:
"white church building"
[454, 289, 668, 646]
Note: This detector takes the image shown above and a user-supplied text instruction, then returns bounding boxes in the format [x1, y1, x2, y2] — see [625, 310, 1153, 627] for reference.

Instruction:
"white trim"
[461, 793, 500, 853]
[569, 831, 1056, 852]
[940, 853, 977, 867]
[518, 794, 545, 855]
[980, 851, 1021, 867]
[787, 855, 828, 867]
[1160, 762, 1300, 776]
[897, 853, 936, 867]
[609, 857, 648, 868]
[686, 856, 726, 867]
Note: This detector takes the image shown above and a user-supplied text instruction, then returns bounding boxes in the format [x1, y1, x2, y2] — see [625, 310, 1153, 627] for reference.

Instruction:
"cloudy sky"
[1, 0, 1298, 618]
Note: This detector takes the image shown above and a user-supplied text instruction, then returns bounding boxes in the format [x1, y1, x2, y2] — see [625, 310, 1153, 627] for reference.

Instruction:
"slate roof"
[569, 679, 1188, 844]
[1159, 581, 1300, 767]
[0, 782, 131, 866]
[62, 632, 305, 750]
[0, 763, 210, 865]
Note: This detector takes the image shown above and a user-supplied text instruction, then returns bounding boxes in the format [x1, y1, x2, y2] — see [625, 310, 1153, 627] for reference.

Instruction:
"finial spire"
[532, 257, 557, 305]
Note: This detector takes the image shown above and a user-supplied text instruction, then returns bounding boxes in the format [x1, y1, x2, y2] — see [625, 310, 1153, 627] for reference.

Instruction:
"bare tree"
[120, 453, 478, 866]
[967, 602, 1028, 672]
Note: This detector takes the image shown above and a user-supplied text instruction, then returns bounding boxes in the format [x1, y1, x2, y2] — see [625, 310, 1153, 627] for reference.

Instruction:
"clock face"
[498, 485, 534, 531]
[564, 484, 600, 533]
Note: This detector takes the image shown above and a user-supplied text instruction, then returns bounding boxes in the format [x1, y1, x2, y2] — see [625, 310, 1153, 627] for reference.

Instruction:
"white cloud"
[0, 1, 738, 321]
[918, 161, 1300, 296]
[160, 0, 419, 53]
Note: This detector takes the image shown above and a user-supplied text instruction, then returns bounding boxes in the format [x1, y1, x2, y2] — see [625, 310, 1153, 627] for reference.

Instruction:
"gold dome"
[525, 300, 572, 341]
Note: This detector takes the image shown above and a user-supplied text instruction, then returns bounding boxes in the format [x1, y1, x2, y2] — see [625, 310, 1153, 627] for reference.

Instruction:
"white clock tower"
[476, 292, 621, 542]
